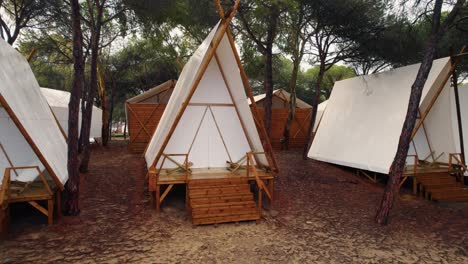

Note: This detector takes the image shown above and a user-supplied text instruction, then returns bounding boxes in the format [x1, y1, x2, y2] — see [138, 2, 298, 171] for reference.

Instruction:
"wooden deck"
[148, 167, 274, 225]
[402, 160, 467, 202]
[156, 167, 273, 185]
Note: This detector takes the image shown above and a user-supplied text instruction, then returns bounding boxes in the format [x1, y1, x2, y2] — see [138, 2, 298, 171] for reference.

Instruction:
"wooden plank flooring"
[188, 178, 260, 225]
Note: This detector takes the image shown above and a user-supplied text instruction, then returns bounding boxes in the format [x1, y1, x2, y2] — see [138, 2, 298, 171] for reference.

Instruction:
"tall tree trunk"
[78, 89, 87, 153]
[375, 0, 463, 225]
[282, 61, 300, 150]
[303, 63, 326, 159]
[263, 48, 274, 136]
[80, 1, 103, 172]
[64, 0, 84, 216]
[108, 74, 116, 141]
[262, 7, 278, 136]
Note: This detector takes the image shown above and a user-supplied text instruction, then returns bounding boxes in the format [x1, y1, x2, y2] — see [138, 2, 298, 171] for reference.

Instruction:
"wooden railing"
[156, 153, 190, 182]
[246, 151, 272, 217]
[449, 153, 467, 186]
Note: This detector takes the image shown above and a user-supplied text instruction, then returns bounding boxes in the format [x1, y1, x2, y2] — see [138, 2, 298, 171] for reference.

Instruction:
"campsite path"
[1, 141, 467, 263]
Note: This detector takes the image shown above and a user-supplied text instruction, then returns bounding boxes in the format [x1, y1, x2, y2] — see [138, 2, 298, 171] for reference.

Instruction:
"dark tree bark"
[263, 46, 274, 135]
[375, 0, 464, 225]
[107, 74, 116, 141]
[282, 5, 309, 150]
[236, 3, 279, 136]
[64, 0, 84, 216]
[79, 0, 104, 172]
[303, 62, 325, 159]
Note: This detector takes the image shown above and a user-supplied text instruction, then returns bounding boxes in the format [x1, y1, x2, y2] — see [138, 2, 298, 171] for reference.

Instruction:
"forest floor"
[1, 141, 467, 263]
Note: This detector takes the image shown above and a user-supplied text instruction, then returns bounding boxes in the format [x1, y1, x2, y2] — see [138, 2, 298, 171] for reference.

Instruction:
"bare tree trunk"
[80, 0, 104, 173]
[101, 88, 108, 146]
[108, 74, 116, 141]
[64, 0, 84, 216]
[263, 47, 274, 136]
[282, 61, 299, 150]
[375, 0, 463, 225]
[303, 63, 326, 159]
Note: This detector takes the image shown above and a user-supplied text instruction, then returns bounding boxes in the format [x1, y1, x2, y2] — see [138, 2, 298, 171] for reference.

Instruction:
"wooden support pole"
[48, 199, 54, 225]
[155, 185, 161, 213]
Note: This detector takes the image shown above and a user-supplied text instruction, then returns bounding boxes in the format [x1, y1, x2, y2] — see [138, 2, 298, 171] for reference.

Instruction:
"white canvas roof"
[40, 87, 103, 139]
[313, 100, 328, 132]
[0, 39, 68, 188]
[308, 57, 457, 174]
[248, 89, 312, 109]
[145, 21, 270, 170]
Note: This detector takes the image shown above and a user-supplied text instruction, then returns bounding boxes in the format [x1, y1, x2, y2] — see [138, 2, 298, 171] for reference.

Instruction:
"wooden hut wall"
[127, 103, 166, 153]
[254, 108, 311, 149]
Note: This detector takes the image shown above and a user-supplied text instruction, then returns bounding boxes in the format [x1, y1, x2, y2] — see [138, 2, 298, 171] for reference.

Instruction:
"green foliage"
[303, 65, 356, 101]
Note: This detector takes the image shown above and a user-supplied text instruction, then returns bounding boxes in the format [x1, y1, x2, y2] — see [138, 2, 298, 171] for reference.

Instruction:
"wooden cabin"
[145, 3, 278, 226]
[249, 89, 314, 149]
[126, 80, 176, 153]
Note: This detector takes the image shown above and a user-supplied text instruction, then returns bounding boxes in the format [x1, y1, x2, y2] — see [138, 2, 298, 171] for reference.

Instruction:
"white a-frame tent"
[308, 57, 467, 175]
[144, 15, 277, 174]
[0, 38, 68, 191]
[40, 87, 103, 139]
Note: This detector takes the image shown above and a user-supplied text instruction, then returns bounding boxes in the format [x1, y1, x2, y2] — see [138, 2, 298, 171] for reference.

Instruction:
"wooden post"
[47, 199, 54, 225]
[55, 191, 62, 219]
[155, 185, 160, 213]
[268, 179, 274, 203]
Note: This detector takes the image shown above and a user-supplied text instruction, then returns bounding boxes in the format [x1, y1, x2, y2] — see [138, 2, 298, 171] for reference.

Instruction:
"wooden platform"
[415, 172, 468, 202]
[149, 167, 274, 225]
[188, 178, 260, 225]
[156, 168, 273, 185]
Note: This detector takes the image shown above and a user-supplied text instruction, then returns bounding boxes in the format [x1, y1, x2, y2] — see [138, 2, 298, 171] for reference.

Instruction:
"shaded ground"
[1, 141, 467, 263]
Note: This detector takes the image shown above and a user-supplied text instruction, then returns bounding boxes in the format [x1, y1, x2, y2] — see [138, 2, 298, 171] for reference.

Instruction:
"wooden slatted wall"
[127, 103, 166, 153]
[254, 108, 311, 149]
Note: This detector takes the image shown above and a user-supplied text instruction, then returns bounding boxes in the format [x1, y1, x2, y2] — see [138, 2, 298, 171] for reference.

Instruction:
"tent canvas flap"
[0, 38, 68, 187]
[308, 57, 451, 174]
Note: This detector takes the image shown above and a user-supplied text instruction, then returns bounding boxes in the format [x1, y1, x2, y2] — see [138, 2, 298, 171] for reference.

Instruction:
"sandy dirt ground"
[1, 141, 467, 263]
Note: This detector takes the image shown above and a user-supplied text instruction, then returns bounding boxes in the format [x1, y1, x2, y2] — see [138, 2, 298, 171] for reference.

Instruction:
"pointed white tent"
[308, 57, 463, 174]
[144, 20, 275, 171]
[0, 39, 68, 189]
[40, 87, 103, 139]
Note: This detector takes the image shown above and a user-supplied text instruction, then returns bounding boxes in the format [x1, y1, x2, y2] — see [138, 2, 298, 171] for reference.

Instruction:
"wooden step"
[191, 197, 255, 207]
[188, 179, 259, 225]
[415, 172, 468, 202]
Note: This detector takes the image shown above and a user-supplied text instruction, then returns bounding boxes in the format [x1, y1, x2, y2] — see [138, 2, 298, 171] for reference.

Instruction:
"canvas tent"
[144, 8, 279, 220]
[0, 38, 67, 226]
[126, 80, 176, 153]
[40, 87, 103, 139]
[145, 20, 276, 171]
[308, 57, 466, 175]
